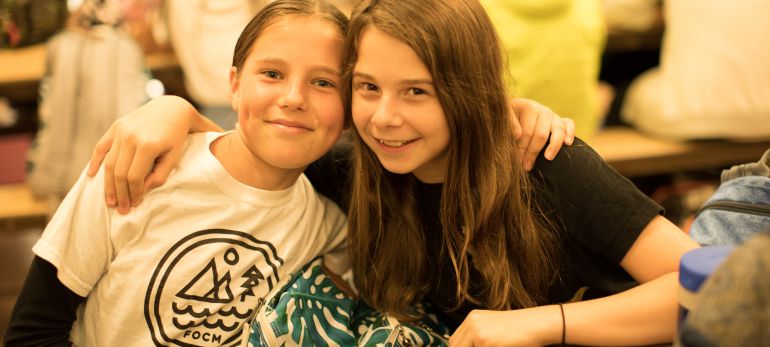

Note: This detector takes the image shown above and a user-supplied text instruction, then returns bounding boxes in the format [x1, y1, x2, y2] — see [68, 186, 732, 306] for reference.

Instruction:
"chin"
[264, 152, 316, 170]
[379, 161, 415, 175]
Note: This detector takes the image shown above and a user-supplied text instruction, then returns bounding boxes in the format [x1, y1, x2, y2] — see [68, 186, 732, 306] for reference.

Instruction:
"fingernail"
[107, 197, 116, 207]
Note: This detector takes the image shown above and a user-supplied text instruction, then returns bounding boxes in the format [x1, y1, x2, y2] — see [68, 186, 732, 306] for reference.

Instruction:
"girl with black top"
[335, 1, 697, 345]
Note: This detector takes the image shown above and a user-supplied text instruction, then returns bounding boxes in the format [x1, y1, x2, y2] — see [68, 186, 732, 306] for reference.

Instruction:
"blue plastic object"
[679, 246, 735, 292]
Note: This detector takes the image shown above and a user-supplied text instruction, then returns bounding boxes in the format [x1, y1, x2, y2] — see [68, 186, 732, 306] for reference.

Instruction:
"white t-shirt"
[33, 132, 348, 346]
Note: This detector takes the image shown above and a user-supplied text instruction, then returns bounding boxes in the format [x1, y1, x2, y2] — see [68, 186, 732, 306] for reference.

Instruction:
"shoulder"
[529, 137, 654, 207]
[180, 132, 215, 161]
[530, 138, 611, 188]
[169, 132, 219, 176]
[530, 138, 662, 260]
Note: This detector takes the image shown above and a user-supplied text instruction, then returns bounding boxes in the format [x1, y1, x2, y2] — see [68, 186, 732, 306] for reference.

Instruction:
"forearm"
[562, 272, 679, 346]
[160, 95, 223, 133]
[190, 108, 223, 133]
[453, 273, 678, 346]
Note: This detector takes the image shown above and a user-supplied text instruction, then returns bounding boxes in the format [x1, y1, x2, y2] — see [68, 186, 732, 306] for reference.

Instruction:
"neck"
[210, 132, 303, 191]
[413, 172, 444, 184]
[412, 154, 449, 184]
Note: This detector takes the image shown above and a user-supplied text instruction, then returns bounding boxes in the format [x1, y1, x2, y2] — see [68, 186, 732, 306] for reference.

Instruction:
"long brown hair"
[343, 0, 557, 320]
[231, 0, 348, 71]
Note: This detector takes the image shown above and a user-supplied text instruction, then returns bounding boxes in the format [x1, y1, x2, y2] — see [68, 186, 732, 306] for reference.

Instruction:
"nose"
[278, 78, 307, 111]
[370, 94, 403, 127]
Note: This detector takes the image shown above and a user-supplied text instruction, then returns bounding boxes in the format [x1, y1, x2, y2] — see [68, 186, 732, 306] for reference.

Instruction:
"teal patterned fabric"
[247, 257, 450, 346]
[351, 305, 450, 346]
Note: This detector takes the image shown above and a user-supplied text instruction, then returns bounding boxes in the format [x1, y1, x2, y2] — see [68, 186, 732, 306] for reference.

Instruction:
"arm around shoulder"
[88, 95, 225, 212]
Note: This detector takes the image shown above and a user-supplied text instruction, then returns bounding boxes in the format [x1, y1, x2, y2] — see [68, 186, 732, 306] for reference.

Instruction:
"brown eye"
[408, 88, 426, 96]
[363, 83, 378, 92]
[314, 79, 336, 88]
[262, 70, 281, 79]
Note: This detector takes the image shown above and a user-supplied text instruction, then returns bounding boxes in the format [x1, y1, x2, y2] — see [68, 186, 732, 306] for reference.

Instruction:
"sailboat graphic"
[177, 259, 234, 303]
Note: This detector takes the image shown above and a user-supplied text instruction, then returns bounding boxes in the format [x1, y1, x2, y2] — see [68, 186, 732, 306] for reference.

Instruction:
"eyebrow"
[256, 58, 340, 76]
[314, 66, 341, 76]
[256, 57, 286, 67]
[353, 71, 433, 85]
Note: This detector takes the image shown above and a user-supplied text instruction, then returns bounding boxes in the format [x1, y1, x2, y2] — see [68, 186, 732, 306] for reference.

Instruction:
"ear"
[229, 66, 240, 112]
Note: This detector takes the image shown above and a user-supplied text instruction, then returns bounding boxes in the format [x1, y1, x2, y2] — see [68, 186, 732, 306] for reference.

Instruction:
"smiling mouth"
[267, 119, 311, 131]
[377, 138, 416, 147]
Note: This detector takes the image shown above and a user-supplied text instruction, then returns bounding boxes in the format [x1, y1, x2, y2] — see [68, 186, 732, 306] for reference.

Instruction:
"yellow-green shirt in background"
[482, 0, 606, 139]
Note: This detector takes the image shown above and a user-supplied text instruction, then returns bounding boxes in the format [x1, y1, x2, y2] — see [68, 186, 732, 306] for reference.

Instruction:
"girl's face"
[229, 15, 344, 173]
[351, 27, 451, 183]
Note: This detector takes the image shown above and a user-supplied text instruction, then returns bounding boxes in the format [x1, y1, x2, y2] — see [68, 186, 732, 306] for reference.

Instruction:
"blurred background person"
[26, 0, 150, 208]
[620, 0, 770, 140]
[482, 0, 606, 140]
[599, 0, 662, 129]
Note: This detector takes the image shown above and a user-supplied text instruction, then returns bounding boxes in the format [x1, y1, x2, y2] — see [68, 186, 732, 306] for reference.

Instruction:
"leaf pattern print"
[248, 257, 450, 347]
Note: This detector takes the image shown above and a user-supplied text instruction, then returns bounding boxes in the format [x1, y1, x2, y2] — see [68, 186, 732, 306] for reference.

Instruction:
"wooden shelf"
[0, 44, 182, 103]
[0, 44, 179, 83]
[0, 183, 48, 221]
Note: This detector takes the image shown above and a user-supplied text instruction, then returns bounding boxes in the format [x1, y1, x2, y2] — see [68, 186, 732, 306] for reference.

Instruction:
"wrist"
[166, 96, 200, 129]
[535, 304, 566, 346]
[558, 304, 566, 345]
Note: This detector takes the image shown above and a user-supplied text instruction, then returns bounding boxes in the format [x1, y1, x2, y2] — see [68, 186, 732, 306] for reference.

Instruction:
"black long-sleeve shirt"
[4, 257, 84, 346]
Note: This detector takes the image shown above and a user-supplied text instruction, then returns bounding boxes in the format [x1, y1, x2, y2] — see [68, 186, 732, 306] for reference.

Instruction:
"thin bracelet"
[559, 303, 566, 345]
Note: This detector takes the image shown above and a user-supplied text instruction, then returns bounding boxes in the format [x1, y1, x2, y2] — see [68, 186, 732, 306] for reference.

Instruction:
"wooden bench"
[589, 126, 770, 178]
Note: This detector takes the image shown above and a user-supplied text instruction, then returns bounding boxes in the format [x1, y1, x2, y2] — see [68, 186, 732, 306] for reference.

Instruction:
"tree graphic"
[239, 265, 264, 302]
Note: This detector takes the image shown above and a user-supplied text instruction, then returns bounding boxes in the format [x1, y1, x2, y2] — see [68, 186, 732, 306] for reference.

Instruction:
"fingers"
[88, 129, 114, 177]
[510, 97, 576, 169]
[112, 140, 138, 214]
[126, 144, 157, 208]
[142, 144, 183, 199]
[516, 105, 539, 160]
[563, 117, 576, 145]
[544, 117, 566, 160]
[102, 139, 120, 208]
[509, 99, 523, 140]
[544, 117, 576, 161]
[522, 111, 551, 171]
